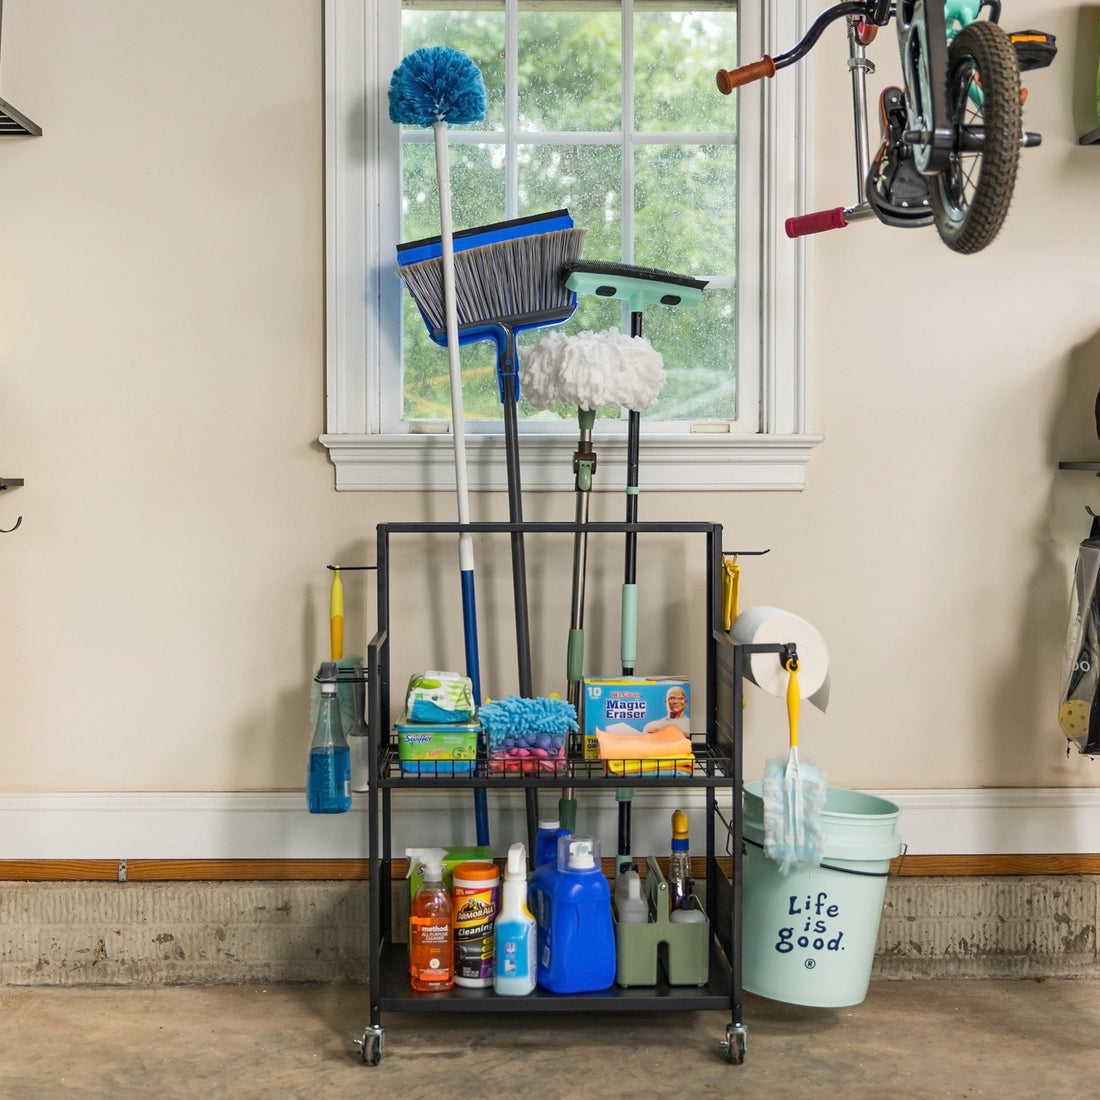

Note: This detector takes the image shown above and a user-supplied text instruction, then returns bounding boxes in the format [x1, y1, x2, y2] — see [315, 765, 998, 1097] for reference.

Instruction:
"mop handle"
[785, 656, 800, 750]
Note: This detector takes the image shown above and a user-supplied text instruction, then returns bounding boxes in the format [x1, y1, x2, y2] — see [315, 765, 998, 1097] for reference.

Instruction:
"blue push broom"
[388, 46, 490, 846]
[396, 213, 587, 708]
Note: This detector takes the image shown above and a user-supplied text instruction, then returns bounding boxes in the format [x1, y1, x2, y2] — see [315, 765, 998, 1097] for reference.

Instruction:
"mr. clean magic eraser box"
[581, 677, 691, 760]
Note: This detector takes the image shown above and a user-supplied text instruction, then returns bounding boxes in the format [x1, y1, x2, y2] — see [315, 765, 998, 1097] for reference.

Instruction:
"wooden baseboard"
[1, 854, 1099, 881]
[891, 854, 1100, 876]
[0, 860, 371, 881]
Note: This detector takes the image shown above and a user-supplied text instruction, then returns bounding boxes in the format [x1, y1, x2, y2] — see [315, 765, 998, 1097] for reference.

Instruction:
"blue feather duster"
[388, 46, 486, 128]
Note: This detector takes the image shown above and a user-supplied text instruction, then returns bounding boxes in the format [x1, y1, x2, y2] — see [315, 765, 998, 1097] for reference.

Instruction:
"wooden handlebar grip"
[785, 208, 848, 238]
[715, 56, 777, 95]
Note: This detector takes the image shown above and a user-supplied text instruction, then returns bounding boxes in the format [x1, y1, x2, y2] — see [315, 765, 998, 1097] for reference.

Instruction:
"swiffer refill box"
[581, 677, 691, 760]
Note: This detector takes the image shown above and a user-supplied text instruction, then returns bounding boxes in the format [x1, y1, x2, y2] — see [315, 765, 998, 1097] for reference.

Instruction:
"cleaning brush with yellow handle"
[329, 566, 344, 662]
[721, 555, 740, 634]
[761, 655, 826, 874]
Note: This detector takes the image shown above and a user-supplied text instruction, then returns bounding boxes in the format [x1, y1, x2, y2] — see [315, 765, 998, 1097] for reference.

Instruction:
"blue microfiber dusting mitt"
[478, 695, 579, 737]
[388, 47, 486, 127]
[480, 696, 577, 775]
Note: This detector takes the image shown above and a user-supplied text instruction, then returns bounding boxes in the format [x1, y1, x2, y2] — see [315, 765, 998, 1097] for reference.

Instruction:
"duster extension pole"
[389, 46, 490, 846]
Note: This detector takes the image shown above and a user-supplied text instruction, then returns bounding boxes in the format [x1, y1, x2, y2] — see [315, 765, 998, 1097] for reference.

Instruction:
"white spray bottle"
[493, 842, 537, 996]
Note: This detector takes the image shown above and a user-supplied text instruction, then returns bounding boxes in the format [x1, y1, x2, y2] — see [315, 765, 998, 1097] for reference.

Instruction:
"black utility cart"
[358, 518, 782, 1067]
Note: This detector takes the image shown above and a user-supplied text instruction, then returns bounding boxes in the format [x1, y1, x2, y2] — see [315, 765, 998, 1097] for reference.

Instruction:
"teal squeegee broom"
[526, 261, 706, 846]
[389, 46, 490, 846]
[762, 656, 827, 874]
[562, 262, 707, 680]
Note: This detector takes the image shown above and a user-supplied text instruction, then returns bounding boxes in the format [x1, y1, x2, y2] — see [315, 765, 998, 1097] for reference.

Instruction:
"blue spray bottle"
[307, 662, 351, 814]
[494, 842, 537, 995]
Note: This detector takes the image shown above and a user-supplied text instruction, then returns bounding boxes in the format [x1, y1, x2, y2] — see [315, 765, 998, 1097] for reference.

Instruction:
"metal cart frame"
[358, 518, 785, 1066]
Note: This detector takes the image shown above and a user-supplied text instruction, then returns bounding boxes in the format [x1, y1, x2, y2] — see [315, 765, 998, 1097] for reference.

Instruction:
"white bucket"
[741, 781, 903, 1008]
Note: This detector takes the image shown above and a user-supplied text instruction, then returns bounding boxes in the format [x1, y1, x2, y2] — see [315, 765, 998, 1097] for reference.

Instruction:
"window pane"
[634, 143, 736, 274]
[644, 289, 737, 420]
[518, 143, 622, 260]
[518, 10, 622, 132]
[401, 143, 505, 243]
[403, 307, 505, 421]
[634, 7, 737, 132]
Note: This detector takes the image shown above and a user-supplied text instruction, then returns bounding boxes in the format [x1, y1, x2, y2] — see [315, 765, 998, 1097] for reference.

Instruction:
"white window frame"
[322, 0, 821, 492]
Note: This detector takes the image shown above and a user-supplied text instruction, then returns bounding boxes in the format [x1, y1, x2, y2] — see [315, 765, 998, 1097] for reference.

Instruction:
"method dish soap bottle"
[494, 842, 537, 996]
[307, 662, 351, 814]
[533, 834, 615, 994]
[406, 848, 454, 991]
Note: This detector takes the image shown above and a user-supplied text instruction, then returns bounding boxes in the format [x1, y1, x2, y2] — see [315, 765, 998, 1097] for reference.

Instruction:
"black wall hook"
[0, 476, 23, 532]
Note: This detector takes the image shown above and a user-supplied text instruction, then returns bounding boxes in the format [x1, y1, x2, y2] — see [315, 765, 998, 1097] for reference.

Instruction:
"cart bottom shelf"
[374, 939, 734, 1013]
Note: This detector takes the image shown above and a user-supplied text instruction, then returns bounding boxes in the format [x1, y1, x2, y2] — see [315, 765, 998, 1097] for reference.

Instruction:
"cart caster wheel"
[720, 1024, 747, 1065]
[356, 1026, 384, 1066]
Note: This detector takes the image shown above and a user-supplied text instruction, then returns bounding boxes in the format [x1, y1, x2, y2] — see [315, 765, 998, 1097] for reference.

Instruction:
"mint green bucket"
[741, 781, 903, 1008]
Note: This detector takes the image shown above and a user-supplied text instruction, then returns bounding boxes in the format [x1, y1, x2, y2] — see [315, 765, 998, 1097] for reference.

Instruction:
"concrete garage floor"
[0, 979, 1095, 1098]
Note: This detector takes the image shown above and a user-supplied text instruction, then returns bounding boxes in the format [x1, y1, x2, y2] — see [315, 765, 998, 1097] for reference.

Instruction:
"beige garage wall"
[1, 1, 1099, 809]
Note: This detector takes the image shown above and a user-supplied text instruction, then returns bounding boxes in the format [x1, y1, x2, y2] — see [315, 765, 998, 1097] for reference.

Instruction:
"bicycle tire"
[929, 21, 1021, 254]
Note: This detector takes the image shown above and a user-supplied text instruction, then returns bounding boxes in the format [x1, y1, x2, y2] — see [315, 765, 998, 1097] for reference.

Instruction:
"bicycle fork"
[785, 16, 881, 238]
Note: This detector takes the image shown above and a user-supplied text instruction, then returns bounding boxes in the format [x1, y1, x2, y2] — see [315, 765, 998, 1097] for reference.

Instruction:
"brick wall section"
[874, 877, 1100, 980]
[1, 878, 1097, 985]
[0, 883, 370, 985]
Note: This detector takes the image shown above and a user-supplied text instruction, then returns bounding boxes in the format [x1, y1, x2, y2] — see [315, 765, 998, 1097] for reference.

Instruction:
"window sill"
[320, 433, 823, 492]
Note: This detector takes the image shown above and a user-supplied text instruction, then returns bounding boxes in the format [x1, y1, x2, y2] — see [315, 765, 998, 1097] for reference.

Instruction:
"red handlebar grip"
[715, 56, 777, 95]
[785, 208, 848, 238]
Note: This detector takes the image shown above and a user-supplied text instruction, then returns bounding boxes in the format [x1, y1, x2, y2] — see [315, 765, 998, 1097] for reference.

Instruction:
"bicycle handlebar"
[785, 207, 849, 238]
[715, 56, 777, 95]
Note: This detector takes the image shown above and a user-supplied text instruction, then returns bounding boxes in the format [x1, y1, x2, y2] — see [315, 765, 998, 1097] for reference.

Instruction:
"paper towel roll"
[730, 605, 830, 712]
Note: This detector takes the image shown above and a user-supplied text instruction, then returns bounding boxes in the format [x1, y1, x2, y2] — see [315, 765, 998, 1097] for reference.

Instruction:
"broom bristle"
[398, 227, 588, 334]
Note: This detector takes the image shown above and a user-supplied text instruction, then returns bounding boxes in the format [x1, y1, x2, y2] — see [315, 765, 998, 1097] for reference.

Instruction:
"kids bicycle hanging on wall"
[717, 2, 1056, 254]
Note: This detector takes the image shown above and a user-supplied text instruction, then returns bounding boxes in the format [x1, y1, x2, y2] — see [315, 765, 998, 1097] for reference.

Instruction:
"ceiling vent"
[0, 1, 40, 136]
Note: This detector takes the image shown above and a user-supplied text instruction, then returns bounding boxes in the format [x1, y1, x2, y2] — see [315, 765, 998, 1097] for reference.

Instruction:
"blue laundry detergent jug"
[534, 817, 571, 869]
[528, 834, 615, 994]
